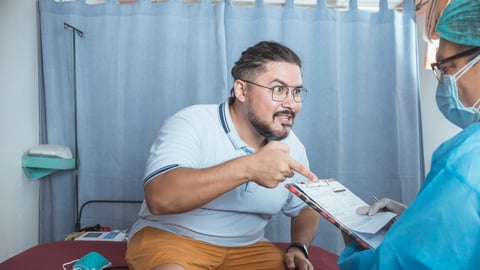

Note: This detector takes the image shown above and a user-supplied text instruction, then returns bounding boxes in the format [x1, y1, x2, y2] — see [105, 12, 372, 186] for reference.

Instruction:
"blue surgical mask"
[63, 251, 112, 270]
[435, 54, 480, 129]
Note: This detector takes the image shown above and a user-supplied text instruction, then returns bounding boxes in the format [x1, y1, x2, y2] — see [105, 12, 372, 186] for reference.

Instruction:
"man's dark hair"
[229, 41, 302, 103]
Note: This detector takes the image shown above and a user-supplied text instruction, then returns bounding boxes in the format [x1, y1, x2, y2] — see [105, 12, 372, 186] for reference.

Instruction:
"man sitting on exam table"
[338, 0, 480, 269]
[125, 41, 320, 270]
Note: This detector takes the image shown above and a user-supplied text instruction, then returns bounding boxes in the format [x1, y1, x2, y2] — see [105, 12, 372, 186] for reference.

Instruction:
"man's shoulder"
[170, 103, 220, 122]
[163, 103, 224, 135]
[176, 103, 218, 115]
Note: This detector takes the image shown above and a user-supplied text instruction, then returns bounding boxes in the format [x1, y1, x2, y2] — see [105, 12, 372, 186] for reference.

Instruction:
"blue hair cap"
[436, 0, 480, 47]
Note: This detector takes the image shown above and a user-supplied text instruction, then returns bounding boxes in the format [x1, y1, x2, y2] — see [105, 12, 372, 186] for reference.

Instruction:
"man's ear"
[233, 79, 247, 102]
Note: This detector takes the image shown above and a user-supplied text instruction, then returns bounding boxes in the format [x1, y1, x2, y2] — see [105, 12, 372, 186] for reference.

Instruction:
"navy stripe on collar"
[219, 102, 230, 134]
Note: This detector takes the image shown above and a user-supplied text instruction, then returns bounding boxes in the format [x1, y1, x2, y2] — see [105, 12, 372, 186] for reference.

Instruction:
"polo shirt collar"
[218, 101, 254, 154]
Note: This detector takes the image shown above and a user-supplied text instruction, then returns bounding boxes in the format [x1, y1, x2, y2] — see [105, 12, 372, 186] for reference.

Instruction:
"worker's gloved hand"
[356, 198, 407, 216]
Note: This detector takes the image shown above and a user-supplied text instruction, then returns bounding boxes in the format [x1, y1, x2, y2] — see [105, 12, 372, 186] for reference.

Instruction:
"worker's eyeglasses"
[242, 80, 308, 103]
[431, 47, 480, 82]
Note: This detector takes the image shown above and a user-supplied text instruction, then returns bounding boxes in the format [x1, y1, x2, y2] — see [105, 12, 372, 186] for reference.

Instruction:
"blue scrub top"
[338, 123, 480, 269]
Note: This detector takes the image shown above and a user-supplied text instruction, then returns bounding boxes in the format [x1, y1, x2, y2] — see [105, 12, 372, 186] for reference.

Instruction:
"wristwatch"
[286, 242, 309, 259]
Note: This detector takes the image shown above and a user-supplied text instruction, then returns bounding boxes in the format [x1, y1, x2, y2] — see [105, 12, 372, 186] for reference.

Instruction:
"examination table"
[0, 240, 339, 269]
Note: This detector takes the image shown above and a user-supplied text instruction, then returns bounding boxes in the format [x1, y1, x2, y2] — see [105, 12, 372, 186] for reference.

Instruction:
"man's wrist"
[286, 242, 309, 259]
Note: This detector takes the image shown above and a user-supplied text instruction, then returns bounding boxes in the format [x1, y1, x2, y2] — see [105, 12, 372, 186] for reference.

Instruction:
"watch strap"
[286, 242, 309, 259]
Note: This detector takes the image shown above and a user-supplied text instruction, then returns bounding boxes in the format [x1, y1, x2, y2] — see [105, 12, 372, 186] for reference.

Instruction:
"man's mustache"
[273, 110, 296, 118]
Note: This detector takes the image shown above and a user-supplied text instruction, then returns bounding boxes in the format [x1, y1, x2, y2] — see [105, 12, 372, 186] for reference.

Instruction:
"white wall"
[0, 0, 40, 262]
[0, 1, 462, 262]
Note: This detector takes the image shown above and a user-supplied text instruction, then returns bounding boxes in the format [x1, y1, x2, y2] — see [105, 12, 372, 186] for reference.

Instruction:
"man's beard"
[248, 110, 295, 141]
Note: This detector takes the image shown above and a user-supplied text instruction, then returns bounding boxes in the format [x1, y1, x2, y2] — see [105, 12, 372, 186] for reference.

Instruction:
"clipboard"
[286, 179, 396, 249]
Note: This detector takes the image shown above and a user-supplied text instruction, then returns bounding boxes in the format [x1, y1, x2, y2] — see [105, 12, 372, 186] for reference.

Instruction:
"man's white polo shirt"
[129, 101, 312, 247]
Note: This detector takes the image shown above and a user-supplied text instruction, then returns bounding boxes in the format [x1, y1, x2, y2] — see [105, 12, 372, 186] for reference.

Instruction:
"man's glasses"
[242, 80, 308, 103]
[431, 47, 480, 82]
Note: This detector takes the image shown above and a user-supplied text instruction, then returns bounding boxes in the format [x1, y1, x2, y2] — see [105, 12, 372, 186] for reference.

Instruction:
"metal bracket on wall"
[64, 22, 84, 232]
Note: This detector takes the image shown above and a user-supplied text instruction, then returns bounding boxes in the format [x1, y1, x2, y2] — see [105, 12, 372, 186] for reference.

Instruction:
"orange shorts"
[125, 227, 287, 270]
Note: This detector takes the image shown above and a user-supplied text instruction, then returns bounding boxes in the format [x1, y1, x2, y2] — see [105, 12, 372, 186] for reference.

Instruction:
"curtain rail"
[63, 0, 408, 11]
[202, 0, 405, 11]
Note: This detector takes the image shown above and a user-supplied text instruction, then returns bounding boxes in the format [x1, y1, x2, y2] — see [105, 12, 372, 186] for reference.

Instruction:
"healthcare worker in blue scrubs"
[338, 0, 480, 269]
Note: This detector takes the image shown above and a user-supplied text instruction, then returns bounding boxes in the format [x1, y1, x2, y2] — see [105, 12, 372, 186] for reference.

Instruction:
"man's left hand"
[284, 248, 314, 270]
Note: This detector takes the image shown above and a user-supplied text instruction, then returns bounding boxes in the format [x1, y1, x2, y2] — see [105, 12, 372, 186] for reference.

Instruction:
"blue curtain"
[38, 0, 423, 254]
